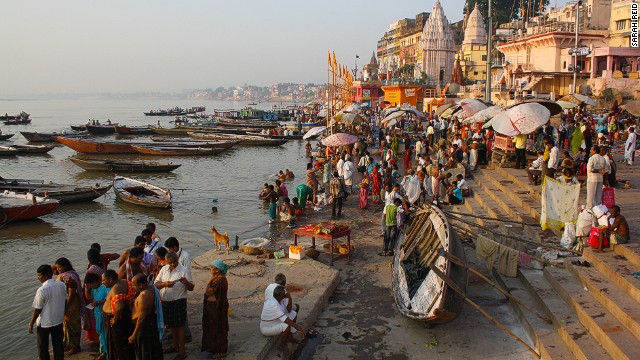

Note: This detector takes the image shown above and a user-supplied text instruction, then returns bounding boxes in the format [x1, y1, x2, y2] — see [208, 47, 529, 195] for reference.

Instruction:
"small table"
[293, 227, 351, 266]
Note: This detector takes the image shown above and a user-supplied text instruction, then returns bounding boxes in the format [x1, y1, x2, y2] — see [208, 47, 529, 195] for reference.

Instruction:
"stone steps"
[582, 248, 640, 304]
[473, 170, 537, 225]
[490, 165, 542, 203]
[613, 243, 640, 268]
[544, 266, 640, 360]
[498, 273, 576, 359]
[568, 261, 640, 341]
[520, 269, 613, 360]
[478, 167, 541, 221]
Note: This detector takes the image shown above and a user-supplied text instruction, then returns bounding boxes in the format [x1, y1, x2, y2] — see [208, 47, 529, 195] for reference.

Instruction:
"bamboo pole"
[428, 263, 540, 358]
[443, 210, 538, 227]
[438, 250, 552, 324]
[446, 213, 582, 255]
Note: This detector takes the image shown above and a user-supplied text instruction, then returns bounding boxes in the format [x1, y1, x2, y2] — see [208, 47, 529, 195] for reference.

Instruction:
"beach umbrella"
[382, 106, 401, 117]
[440, 105, 462, 119]
[559, 94, 597, 107]
[435, 103, 455, 117]
[343, 104, 360, 113]
[556, 100, 579, 110]
[402, 107, 427, 118]
[339, 112, 366, 125]
[321, 133, 359, 147]
[463, 106, 504, 124]
[458, 98, 488, 118]
[381, 111, 406, 128]
[482, 118, 495, 129]
[303, 126, 327, 140]
[491, 102, 551, 136]
[508, 99, 563, 116]
[317, 109, 328, 118]
[622, 100, 640, 117]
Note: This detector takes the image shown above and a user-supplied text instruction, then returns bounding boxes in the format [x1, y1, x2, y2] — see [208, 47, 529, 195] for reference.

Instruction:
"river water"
[0, 98, 309, 358]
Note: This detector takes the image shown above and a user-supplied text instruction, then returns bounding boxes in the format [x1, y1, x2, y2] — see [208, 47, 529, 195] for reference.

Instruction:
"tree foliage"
[465, 0, 550, 28]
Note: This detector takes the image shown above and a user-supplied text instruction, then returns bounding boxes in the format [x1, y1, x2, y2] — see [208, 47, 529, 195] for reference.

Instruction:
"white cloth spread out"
[541, 176, 581, 230]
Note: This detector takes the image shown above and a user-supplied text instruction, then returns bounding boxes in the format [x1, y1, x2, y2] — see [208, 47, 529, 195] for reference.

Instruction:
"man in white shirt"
[546, 141, 560, 178]
[586, 145, 606, 208]
[164, 237, 191, 276]
[264, 273, 299, 314]
[527, 151, 545, 185]
[29, 264, 67, 360]
[260, 286, 304, 346]
[155, 252, 194, 359]
[415, 138, 423, 160]
[142, 228, 161, 256]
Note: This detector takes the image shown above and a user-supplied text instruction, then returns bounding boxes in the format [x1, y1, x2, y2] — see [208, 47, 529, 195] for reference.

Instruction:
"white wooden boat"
[113, 176, 171, 209]
[392, 205, 467, 323]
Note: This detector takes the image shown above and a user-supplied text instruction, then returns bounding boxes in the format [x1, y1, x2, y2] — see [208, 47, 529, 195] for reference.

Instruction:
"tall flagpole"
[485, 0, 492, 102]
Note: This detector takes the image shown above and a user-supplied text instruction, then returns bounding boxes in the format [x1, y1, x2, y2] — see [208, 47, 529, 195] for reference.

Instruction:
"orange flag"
[328, 50, 331, 66]
[332, 51, 337, 71]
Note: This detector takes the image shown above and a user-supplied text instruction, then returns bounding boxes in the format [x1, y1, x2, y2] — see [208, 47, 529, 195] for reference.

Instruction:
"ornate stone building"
[417, 0, 455, 87]
[459, 3, 487, 84]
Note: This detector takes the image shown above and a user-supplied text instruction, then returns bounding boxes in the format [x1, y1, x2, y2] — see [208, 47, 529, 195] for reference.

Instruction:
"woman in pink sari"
[359, 172, 370, 209]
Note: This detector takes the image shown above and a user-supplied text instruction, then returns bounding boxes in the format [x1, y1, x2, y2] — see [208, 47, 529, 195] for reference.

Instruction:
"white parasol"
[303, 126, 327, 140]
[380, 110, 406, 127]
[458, 98, 488, 118]
[463, 106, 504, 124]
[321, 133, 360, 147]
[490, 103, 551, 136]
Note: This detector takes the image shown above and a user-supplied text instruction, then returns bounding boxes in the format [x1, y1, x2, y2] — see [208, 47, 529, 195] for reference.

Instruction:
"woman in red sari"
[358, 172, 370, 209]
[371, 166, 381, 204]
[404, 146, 412, 171]
[202, 260, 229, 359]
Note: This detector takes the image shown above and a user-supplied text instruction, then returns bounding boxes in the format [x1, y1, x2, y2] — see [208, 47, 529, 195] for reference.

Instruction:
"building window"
[616, 20, 627, 31]
[482, 55, 487, 61]
[474, 71, 478, 75]
[563, 61, 566, 69]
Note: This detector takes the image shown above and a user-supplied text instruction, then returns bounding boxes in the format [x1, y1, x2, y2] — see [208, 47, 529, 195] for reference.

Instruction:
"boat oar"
[437, 249, 552, 324]
[427, 262, 540, 358]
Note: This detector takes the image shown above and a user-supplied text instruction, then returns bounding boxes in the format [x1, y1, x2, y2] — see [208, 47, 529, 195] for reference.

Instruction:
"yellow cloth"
[476, 235, 499, 271]
[543, 147, 550, 162]
[497, 244, 519, 277]
[512, 134, 527, 149]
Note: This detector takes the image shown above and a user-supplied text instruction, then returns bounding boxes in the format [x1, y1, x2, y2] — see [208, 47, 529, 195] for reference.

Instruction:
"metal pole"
[572, 2, 580, 94]
[485, 0, 492, 102]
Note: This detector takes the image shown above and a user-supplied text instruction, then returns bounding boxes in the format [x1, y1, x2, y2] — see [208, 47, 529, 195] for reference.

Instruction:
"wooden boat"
[70, 124, 87, 131]
[131, 145, 224, 156]
[3, 118, 31, 125]
[0, 146, 18, 155]
[0, 191, 59, 222]
[9, 144, 56, 154]
[0, 179, 112, 203]
[150, 138, 239, 149]
[215, 118, 279, 129]
[0, 134, 15, 140]
[246, 132, 304, 140]
[392, 205, 467, 324]
[151, 127, 192, 135]
[187, 132, 288, 146]
[114, 125, 154, 135]
[69, 157, 181, 172]
[0, 112, 30, 120]
[113, 176, 172, 209]
[56, 137, 137, 154]
[21, 131, 87, 142]
[86, 124, 117, 135]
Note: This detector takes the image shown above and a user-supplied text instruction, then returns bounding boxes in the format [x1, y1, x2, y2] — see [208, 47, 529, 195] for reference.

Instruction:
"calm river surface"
[0, 98, 309, 358]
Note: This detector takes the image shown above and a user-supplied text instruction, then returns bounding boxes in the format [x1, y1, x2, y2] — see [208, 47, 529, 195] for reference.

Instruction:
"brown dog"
[210, 225, 230, 254]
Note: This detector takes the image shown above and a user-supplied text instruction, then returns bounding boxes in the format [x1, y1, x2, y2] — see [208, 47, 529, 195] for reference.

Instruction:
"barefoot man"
[103, 270, 135, 360]
[128, 274, 163, 359]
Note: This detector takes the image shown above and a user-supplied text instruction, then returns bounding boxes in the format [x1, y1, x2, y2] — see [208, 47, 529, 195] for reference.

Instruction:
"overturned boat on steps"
[392, 205, 467, 324]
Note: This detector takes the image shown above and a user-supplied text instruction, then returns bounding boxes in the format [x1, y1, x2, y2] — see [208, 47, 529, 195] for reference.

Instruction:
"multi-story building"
[377, 13, 429, 82]
[495, 0, 640, 101]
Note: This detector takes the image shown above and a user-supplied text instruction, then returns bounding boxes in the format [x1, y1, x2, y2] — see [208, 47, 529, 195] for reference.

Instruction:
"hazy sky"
[1, 0, 568, 94]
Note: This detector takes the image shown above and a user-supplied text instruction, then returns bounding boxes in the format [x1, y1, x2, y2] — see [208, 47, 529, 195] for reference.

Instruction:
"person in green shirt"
[381, 198, 402, 256]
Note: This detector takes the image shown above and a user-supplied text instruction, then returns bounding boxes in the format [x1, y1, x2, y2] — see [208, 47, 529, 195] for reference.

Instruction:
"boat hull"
[0, 179, 112, 203]
[86, 124, 116, 135]
[113, 176, 172, 209]
[187, 132, 287, 146]
[0, 134, 15, 140]
[69, 157, 181, 172]
[114, 126, 154, 135]
[131, 145, 223, 156]
[10, 145, 56, 154]
[0, 192, 59, 222]
[56, 137, 137, 154]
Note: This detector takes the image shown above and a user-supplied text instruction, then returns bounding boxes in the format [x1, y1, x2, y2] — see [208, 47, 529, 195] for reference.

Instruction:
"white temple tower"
[419, 0, 455, 86]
